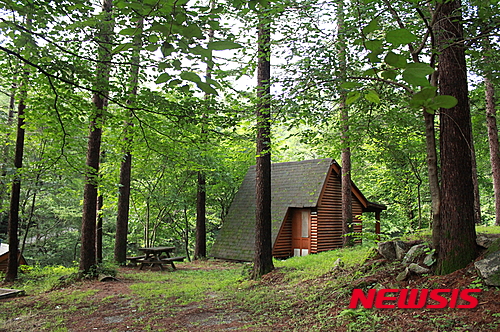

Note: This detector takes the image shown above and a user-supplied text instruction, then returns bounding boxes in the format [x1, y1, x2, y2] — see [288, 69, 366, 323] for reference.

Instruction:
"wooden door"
[292, 209, 310, 256]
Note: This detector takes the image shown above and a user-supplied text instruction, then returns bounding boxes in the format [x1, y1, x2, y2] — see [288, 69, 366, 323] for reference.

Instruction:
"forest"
[1, 0, 500, 282]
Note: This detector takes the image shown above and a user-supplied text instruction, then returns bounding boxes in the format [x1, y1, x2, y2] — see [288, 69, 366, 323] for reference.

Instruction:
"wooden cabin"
[0, 243, 27, 272]
[210, 158, 386, 261]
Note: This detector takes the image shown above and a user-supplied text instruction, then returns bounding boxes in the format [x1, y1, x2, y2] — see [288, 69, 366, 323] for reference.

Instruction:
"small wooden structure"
[0, 243, 27, 272]
[132, 246, 186, 271]
[210, 158, 386, 261]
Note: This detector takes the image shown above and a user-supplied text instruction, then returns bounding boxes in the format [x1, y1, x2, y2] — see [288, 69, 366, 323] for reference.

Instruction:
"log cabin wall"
[272, 211, 293, 258]
[315, 168, 364, 252]
[0, 252, 27, 272]
[310, 210, 318, 254]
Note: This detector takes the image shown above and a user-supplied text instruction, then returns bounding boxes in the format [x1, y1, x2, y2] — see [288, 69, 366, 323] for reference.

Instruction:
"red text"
[349, 288, 481, 309]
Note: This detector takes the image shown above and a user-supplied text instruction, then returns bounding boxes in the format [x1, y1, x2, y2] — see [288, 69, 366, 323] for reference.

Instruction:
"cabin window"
[301, 210, 309, 238]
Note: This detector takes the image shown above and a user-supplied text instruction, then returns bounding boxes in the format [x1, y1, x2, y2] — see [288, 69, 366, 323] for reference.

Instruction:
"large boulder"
[476, 234, 500, 249]
[408, 263, 430, 274]
[403, 244, 429, 264]
[394, 241, 408, 260]
[475, 251, 500, 286]
[377, 240, 413, 261]
[377, 241, 397, 261]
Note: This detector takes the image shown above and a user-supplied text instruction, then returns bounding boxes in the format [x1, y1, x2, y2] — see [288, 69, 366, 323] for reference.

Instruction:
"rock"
[99, 275, 120, 282]
[408, 263, 430, 274]
[394, 241, 408, 260]
[396, 267, 410, 281]
[423, 253, 436, 267]
[476, 234, 500, 249]
[475, 251, 500, 286]
[333, 258, 344, 267]
[403, 244, 428, 264]
[485, 238, 500, 257]
[377, 241, 397, 261]
[332, 258, 344, 272]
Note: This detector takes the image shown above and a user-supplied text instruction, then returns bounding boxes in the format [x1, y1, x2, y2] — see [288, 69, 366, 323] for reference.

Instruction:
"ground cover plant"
[1, 227, 499, 331]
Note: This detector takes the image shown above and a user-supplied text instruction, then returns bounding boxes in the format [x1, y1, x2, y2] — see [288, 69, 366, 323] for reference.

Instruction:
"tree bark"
[425, 109, 441, 251]
[5, 79, 26, 282]
[485, 75, 500, 226]
[114, 149, 132, 264]
[114, 16, 143, 265]
[337, 0, 353, 247]
[79, 0, 113, 274]
[96, 193, 104, 264]
[194, 171, 207, 259]
[194, 14, 214, 260]
[483, 33, 500, 226]
[434, 0, 477, 274]
[252, 11, 274, 279]
[470, 133, 481, 224]
[0, 84, 16, 213]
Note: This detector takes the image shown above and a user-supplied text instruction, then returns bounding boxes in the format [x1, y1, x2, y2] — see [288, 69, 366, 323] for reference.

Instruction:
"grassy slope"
[1, 226, 500, 331]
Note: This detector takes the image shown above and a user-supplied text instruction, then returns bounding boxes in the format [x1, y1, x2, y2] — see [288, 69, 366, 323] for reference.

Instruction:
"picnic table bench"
[136, 246, 186, 271]
[126, 255, 146, 265]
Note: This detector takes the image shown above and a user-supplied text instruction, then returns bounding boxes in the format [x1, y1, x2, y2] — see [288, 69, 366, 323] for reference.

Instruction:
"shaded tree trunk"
[483, 33, 500, 226]
[425, 108, 441, 251]
[252, 11, 274, 279]
[114, 148, 132, 263]
[79, 0, 113, 274]
[470, 135, 481, 224]
[5, 79, 27, 282]
[434, 0, 477, 275]
[194, 171, 207, 259]
[194, 13, 214, 260]
[0, 84, 16, 213]
[114, 16, 143, 265]
[337, 0, 353, 247]
[96, 193, 104, 264]
[485, 76, 500, 226]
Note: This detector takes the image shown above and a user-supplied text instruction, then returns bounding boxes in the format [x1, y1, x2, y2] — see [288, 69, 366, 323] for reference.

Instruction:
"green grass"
[128, 263, 244, 306]
[476, 225, 500, 234]
[2, 234, 499, 331]
[8, 265, 79, 295]
[273, 245, 369, 282]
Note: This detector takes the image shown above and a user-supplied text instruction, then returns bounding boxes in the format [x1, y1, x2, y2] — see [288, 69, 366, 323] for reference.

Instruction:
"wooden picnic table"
[136, 246, 185, 271]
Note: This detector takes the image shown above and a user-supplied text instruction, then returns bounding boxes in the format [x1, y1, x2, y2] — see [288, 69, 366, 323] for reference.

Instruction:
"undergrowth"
[1, 225, 499, 331]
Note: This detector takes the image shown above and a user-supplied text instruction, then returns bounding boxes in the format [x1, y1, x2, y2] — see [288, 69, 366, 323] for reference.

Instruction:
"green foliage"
[386, 28, 418, 46]
[0, 0, 498, 277]
[9, 265, 79, 295]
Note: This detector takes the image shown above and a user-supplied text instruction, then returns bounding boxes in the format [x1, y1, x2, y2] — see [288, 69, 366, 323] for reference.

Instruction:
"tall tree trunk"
[337, 0, 353, 247]
[252, 10, 274, 279]
[434, 0, 477, 275]
[79, 0, 113, 274]
[483, 34, 500, 226]
[114, 16, 143, 264]
[21, 178, 38, 256]
[194, 12, 214, 260]
[0, 84, 16, 213]
[194, 171, 207, 259]
[96, 193, 104, 264]
[425, 107, 441, 252]
[470, 134, 481, 224]
[5, 78, 27, 282]
[485, 75, 500, 226]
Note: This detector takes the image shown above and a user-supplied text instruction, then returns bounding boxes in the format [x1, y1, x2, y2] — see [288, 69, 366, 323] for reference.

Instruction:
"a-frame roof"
[210, 158, 385, 261]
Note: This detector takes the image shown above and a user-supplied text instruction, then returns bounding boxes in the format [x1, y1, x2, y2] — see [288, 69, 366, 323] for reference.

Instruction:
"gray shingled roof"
[210, 158, 332, 261]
